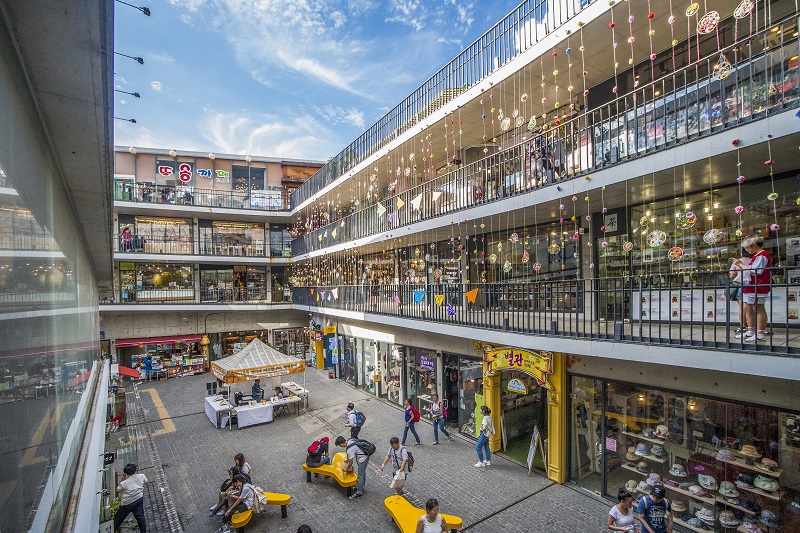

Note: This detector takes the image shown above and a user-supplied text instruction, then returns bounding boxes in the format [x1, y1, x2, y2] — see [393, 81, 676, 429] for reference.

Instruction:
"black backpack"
[347, 438, 376, 456]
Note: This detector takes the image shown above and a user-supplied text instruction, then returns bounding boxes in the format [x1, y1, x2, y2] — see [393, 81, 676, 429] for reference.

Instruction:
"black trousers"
[350, 426, 362, 438]
[114, 497, 147, 532]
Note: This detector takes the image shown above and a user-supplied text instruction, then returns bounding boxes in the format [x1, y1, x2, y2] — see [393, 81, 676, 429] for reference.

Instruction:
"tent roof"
[211, 338, 305, 383]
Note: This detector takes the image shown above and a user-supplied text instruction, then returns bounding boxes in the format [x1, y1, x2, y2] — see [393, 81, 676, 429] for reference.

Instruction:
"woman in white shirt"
[415, 498, 448, 533]
[608, 488, 638, 532]
[474, 405, 494, 468]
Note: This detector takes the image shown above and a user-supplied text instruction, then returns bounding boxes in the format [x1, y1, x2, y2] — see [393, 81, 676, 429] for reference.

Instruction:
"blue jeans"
[114, 497, 147, 532]
[433, 417, 450, 442]
[356, 457, 369, 495]
[476, 432, 491, 462]
[402, 421, 420, 445]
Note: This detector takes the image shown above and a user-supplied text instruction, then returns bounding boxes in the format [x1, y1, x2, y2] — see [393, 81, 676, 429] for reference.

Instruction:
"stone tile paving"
[134, 369, 612, 533]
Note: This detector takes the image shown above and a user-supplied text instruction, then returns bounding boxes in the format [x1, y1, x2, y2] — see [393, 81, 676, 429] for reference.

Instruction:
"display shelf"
[719, 499, 757, 516]
[736, 525, 774, 533]
[622, 430, 667, 446]
[698, 450, 783, 478]
[665, 484, 716, 505]
[621, 463, 650, 476]
[737, 484, 780, 501]
[676, 518, 711, 533]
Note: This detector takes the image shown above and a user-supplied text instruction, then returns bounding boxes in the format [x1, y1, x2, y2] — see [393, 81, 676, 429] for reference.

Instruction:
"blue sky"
[114, 0, 518, 162]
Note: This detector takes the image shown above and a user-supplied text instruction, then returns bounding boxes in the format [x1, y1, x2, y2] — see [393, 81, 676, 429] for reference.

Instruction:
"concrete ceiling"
[1, 1, 114, 286]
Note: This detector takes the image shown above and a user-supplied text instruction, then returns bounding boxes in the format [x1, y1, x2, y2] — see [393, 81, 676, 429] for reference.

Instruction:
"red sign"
[178, 163, 192, 183]
[158, 165, 174, 177]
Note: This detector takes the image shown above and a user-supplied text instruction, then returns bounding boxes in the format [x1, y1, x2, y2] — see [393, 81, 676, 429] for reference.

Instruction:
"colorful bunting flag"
[410, 194, 423, 210]
[332, 287, 339, 300]
[446, 304, 456, 316]
[396, 197, 405, 209]
[465, 287, 479, 304]
[393, 294, 401, 303]
[432, 191, 443, 202]
[377, 203, 387, 216]
[413, 289, 426, 304]
[434, 294, 445, 306]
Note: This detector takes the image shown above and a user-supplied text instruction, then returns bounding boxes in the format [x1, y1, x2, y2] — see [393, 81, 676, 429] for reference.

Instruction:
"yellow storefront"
[474, 343, 567, 483]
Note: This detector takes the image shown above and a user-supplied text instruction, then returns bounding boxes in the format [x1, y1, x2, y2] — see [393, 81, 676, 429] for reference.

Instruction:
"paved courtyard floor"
[125, 368, 612, 533]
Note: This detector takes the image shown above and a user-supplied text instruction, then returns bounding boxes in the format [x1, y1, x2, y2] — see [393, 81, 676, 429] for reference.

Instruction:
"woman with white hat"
[608, 488, 639, 532]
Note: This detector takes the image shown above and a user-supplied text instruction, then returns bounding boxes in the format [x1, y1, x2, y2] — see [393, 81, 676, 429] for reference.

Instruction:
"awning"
[115, 334, 202, 348]
[211, 338, 305, 384]
[118, 366, 140, 379]
[67, 371, 91, 388]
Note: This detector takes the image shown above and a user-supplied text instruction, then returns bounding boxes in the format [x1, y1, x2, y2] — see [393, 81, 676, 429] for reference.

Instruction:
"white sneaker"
[210, 506, 217, 512]
[748, 333, 766, 341]
[484, 461, 491, 466]
[474, 461, 484, 468]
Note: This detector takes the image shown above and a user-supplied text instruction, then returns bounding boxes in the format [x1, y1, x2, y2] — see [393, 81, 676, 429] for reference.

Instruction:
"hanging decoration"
[765, 134, 782, 265]
[503, 260, 512, 273]
[668, 247, 685, 261]
[734, 0, 754, 19]
[464, 288, 479, 304]
[522, 250, 530, 263]
[668, 0, 677, 71]
[434, 294, 445, 306]
[697, 10, 720, 35]
[703, 228, 723, 245]
[446, 304, 456, 317]
[412, 289, 426, 304]
[578, 22, 589, 108]
[626, 0, 637, 87]
[647, 230, 667, 247]
[608, 1, 619, 95]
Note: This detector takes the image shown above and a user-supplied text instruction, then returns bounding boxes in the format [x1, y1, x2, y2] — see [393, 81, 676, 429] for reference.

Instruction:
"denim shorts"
[727, 286, 741, 301]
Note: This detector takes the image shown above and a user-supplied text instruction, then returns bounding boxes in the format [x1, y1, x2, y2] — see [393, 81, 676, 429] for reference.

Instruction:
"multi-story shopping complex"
[5, 0, 800, 531]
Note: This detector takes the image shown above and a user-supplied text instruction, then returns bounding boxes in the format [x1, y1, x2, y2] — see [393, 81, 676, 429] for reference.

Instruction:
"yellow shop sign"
[485, 347, 553, 388]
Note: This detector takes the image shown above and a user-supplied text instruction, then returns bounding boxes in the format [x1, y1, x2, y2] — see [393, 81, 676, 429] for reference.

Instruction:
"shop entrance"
[499, 371, 547, 471]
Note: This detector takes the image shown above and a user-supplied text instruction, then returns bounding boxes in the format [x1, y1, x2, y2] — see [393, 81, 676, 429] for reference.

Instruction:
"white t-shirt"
[346, 439, 369, 464]
[481, 415, 494, 436]
[118, 473, 148, 505]
[239, 484, 255, 509]
[609, 505, 635, 528]
[431, 401, 443, 418]
[387, 446, 409, 472]
[420, 513, 444, 533]
[347, 411, 357, 426]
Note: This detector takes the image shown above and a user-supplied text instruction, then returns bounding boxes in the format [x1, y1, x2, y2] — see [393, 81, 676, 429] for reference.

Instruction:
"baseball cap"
[651, 485, 666, 498]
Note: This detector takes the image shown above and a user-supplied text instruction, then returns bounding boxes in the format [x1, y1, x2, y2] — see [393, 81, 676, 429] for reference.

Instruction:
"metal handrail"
[114, 182, 290, 212]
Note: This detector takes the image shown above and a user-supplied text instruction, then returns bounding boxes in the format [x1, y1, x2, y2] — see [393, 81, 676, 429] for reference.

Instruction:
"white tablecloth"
[235, 402, 273, 428]
[205, 396, 232, 428]
[269, 396, 302, 414]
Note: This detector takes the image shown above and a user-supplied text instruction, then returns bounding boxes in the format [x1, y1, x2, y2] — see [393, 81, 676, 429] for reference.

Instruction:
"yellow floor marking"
[20, 401, 78, 467]
[139, 387, 176, 436]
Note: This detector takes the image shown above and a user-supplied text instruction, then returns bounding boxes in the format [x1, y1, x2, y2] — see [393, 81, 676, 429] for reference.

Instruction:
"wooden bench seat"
[384, 495, 463, 533]
[230, 491, 291, 532]
[302, 452, 358, 497]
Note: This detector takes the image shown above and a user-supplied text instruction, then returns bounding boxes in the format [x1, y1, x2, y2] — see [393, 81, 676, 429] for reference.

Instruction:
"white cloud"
[150, 80, 163, 92]
[120, 99, 127, 105]
[315, 105, 367, 129]
[149, 52, 175, 63]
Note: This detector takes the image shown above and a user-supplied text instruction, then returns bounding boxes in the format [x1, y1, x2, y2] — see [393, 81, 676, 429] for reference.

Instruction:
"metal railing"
[290, 0, 595, 209]
[292, 18, 800, 257]
[106, 288, 291, 304]
[0, 230, 60, 251]
[292, 267, 799, 356]
[115, 235, 290, 258]
[114, 182, 289, 212]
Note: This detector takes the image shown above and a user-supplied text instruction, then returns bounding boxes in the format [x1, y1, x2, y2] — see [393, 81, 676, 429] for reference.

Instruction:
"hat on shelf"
[723, 496, 740, 506]
[636, 460, 651, 474]
[641, 428, 656, 438]
[739, 499, 761, 513]
[650, 444, 667, 457]
[756, 458, 778, 472]
[664, 479, 677, 488]
[788, 496, 800, 515]
[669, 463, 688, 477]
[736, 473, 755, 488]
[716, 448, 736, 461]
[759, 510, 779, 528]
[741, 521, 766, 533]
[625, 479, 638, 492]
[636, 480, 652, 493]
[646, 473, 662, 487]
[753, 475, 779, 492]
[671, 500, 687, 512]
[626, 446, 638, 461]
[740, 445, 762, 459]
[698, 474, 717, 490]
[635, 443, 650, 456]
[719, 481, 740, 498]
[719, 510, 741, 527]
[653, 425, 669, 438]
[688, 485, 707, 497]
[686, 517, 703, 528]
[696, 508, 716, 525]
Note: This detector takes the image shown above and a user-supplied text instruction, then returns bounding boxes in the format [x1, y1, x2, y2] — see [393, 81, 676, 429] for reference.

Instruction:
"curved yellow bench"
[302, 452, 358, 497]
[384, 495, 463, 532]
[229, 491, 291, 531]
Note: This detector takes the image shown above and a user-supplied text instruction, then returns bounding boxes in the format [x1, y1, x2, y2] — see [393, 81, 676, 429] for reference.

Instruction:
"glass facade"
[569, 375, 800, 532]
[200, 265, 268, 302]
[405, 347, 438, 414]
[119, 263, 194, 303]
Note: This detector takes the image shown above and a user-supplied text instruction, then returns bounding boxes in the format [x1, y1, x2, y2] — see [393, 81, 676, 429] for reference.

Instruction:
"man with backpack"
[345, 402, 366, 438]
[378, 436, 413, 496]
[306, 436, 331, 467]
[335, 435, 375, 499]
[637, 485, 673, 533]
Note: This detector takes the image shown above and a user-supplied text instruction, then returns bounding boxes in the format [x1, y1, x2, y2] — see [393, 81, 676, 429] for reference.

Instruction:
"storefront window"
[210, 221, 265, 257]
[128, 216, 192, 254]
[200, 266, 267, 302]
[340, 336, 357, 386]
[499, 371, 547, 468]
[119, 263, 193, 303]
[270, 224, 291, 258]
[221, 330, 268, 355]
[273, 328, 309, 358]
[359, 339, 377, 395]
[442, 354, 484, 437]
[569, 376, 800, 531]
[385, 344, 403, 405]
[405, 348, 438, 414]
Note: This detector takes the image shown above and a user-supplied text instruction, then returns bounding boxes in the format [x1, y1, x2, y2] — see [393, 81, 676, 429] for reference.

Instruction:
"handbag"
[389, 471, 405, 490]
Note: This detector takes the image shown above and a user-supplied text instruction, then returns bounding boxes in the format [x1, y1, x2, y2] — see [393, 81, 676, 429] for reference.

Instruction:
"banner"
[485, 347, 553, 388]
[434, 294, 445, 306]
[465, 287, 479, 303]
[413, 289, 426, 304]
[377, 203, 387, 217]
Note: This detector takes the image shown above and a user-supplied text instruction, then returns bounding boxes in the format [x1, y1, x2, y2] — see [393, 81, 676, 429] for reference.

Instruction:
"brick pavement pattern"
[131, 368, 612, 532]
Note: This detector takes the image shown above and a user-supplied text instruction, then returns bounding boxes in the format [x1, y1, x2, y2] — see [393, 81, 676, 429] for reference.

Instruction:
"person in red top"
[740, 235, 772, 341]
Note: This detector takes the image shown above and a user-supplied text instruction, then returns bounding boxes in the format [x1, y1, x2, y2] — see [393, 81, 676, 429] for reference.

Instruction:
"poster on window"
[632, 287, 791, 324]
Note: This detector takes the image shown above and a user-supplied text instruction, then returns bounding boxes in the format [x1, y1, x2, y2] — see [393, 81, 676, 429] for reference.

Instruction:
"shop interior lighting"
[115, 117, 137, 123]
[115, 89, 141, 98]
[704, 206, 710, 213]
[114, 52, 144, 65]
[116, 0, 151, 16]
[713, 202, 719, 209]
[685, 203, 691, 209]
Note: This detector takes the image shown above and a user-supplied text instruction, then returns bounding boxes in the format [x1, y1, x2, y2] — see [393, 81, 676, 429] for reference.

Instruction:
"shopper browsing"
[113, 463, 148, 533]
[335, 435, 374, 499]
[608, 488, 638, 532]
[305, 437, 331, 467]
[430, 393, 452, 444]
[729, 251, 751, 334]
[741, 235, 772, 341]
[344, 402, 365, 438]
[474, 405, 494, 467]
[636, 485, 672, 533]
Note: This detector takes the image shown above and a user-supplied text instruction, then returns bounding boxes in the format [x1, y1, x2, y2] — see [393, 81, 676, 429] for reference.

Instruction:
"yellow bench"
[384, 495, 463, 533]
[302, 451, 358, 497]
[229, 491, 291, 532]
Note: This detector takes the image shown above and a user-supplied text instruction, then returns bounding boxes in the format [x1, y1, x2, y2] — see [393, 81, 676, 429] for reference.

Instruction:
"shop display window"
[129, 216, 192, 254]
[499, 371, 547, 469]
[406, 347, 437, 414]
[570, 376, 800, 532]
[119, 263, 193, 303]
[359, 339, 377, 395]
[209, 221, 265, 257]
[130, 341, 203, 378]
[448, 355, 483, 438]
[272, 328, 309, 358]
[384, 344, 403, 405]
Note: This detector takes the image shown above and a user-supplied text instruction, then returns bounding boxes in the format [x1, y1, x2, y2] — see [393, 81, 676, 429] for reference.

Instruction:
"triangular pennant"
[396, 197, 405, 209]
[319, 291, 326, 300]
[465, 287, 479, 304]
[377, 203, 387, 216]
[393, 294, 401, 303]
[331, 228, 337, 239]
[412, 289, 426, 304]
[332, 287, 339, 300]
[410, 194, 423, 210]
[432, 191, 443, 202]
[316, 294, 320, 302]
[446, 304, 456, 316]
[434, 294, 445, 306]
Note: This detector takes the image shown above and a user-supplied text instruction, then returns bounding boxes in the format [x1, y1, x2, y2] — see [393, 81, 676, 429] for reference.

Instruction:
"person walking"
[474, 405, 494, 467]
[430, 393, 452, 444]
[336, 435, 371, 499]
[113, 463, 147, 533]
[345, 402, 365, 438]
[415, 498, 448, 533]
[608, 487, 639, 532]
[636, 485, 673, 533]
[740, 235, 772, 341]
[379, 437, 409, 496]
[402, 398, 421, 446]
